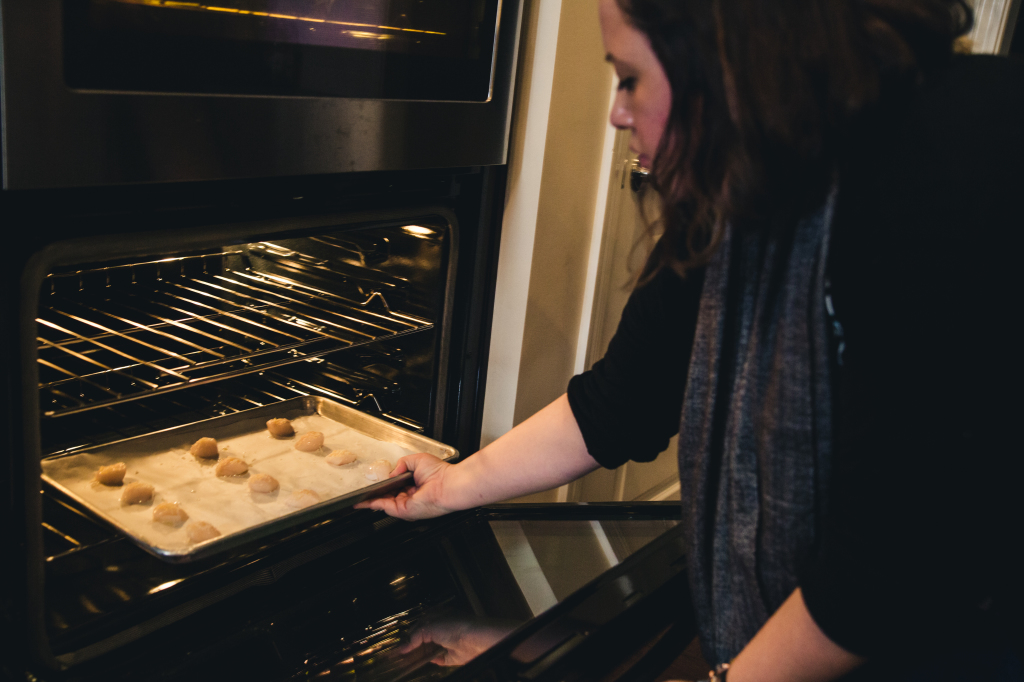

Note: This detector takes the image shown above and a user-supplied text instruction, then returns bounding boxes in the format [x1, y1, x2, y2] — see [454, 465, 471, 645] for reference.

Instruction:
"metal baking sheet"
[40, 396, 457, 563]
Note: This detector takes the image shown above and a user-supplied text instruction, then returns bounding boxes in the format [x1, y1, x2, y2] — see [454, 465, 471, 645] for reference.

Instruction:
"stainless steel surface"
[38, 255, 433, 417]
[0, 1, 524, 188]
[41, 395, 458, 562]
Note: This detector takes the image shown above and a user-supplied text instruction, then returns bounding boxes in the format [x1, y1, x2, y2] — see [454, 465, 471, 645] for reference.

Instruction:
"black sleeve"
[800, 55, 1024, 657]
[566, 265, 704, 469]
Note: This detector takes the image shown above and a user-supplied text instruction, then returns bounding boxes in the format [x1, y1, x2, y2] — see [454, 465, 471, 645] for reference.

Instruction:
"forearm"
[727, 588, 863, 682]
[445, 394, 599, 509]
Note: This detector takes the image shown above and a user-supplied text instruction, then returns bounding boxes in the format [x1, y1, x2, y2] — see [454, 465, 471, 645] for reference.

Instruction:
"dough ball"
[215, 457, 249, 477]
[190, 437, 219, 459]
[266, 418, 294, 438]
[325, 450, 357, 467]
[248, 473, 279, 493]
[120, 481, 155, 505]
[152, 502, 188, 526]
[286, 489, 321, 509]
[95, 462, 127, 486]
[364, 460, 393, 482]
[186, 521, 221, 544]
[295, 432, 324, 453]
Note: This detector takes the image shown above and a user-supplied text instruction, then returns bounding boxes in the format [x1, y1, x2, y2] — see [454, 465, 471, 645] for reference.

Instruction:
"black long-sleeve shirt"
[567, 55, 1023, 661]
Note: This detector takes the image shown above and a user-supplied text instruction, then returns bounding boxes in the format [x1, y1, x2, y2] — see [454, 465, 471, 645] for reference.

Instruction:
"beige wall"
[512, 1, 613, 425]
[480, 0, 616, 503]
[482, 0, 614, 450]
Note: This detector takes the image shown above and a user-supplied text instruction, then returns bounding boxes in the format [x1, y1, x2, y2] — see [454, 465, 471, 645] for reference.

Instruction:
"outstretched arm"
[356, 393, 599, 519]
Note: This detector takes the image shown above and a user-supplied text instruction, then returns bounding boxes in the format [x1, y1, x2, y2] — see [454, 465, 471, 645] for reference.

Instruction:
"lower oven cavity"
[33, 218, 452, 661]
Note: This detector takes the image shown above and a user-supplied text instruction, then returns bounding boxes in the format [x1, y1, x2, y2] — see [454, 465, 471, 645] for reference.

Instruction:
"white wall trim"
[573, 87, 619, 377]
[589, 520, 620, 567]
[966, 0, 1021, 53]
[645, 480, 682, 502]
[481, 0, 564, 447]
[490, 521, 560, 616]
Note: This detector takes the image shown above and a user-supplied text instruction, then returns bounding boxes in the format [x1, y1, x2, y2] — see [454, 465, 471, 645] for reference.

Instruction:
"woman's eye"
[617, 77, 637, 92]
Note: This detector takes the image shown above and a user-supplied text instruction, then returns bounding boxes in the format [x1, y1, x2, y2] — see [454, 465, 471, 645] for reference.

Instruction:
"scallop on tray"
[40, 396, 458, 562]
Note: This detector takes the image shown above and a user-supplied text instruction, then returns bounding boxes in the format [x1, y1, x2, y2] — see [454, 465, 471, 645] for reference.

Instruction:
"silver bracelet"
[708, 662, 730, 682]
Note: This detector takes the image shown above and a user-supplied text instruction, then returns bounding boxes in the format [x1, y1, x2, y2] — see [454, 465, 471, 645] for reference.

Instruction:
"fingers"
[391, 454, 419, 477]
[389, 457, 412, 478]
[432, 654, 455, 667]
[398, 627, 429, 654]
[355, 452, 451, 520]
[391, 452, 446, 482]
[355, 481, 418, 508]
[354, 487, 424, 520]
[354, 496, 397, 515]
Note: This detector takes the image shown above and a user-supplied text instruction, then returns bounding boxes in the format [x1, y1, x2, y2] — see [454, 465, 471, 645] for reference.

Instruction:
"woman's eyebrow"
[606, 53, 636, 70]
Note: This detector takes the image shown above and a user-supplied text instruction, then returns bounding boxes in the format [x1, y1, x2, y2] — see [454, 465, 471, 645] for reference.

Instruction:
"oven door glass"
[256, 511, 682, 681]
[49, 505, 682, 680]
[62, 0, 501, 100]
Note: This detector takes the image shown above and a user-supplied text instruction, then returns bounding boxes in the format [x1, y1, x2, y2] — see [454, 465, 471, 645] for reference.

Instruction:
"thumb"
[390, 452, 445, 484]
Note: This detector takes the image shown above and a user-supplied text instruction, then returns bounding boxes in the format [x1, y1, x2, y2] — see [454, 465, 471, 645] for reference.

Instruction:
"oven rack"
[42, 359, 425, 459]
[38, 266, 433, 418]
[39, 363, 427, 636]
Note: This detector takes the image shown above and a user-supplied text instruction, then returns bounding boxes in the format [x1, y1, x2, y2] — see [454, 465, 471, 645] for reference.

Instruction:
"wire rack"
[41, 359, 424, 459]
[38, 258, 433, 418]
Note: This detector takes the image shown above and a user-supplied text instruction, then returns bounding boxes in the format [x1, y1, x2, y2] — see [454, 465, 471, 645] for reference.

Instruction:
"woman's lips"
[637, 154, 651, 168]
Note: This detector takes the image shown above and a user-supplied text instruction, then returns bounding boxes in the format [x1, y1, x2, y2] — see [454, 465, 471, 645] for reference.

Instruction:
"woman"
[359, 1, 1023, 679]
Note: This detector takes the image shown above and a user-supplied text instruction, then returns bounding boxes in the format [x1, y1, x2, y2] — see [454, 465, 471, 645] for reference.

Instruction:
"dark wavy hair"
[619, 0, 973, 279]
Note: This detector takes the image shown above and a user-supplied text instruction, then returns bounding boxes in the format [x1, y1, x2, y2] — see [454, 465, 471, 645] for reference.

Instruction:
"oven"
[1, 0, 516, 189]
[1, 2, 697, 680]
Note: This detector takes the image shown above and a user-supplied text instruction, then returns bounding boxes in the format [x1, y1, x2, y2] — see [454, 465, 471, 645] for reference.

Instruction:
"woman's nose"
[609, 92, 633, 130]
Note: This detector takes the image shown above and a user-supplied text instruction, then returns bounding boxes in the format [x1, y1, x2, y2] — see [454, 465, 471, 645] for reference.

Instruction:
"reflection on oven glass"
[63, 0, 500, 98]
[489, 519, 680, 615]
[288, 518, 678, 680]
[103, 0, 452, 53]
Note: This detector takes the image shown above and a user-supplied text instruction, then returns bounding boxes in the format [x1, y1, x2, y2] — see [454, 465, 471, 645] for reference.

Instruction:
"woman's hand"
[355, 452, 456, 520]
[357, 394, 599, 520]
[398, 616, 518, 666]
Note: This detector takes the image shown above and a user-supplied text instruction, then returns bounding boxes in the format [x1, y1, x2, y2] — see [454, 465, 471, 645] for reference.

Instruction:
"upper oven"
[0, 0, 521, 189]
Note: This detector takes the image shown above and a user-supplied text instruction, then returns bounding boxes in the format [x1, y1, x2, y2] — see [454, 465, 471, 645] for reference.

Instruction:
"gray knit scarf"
[678, 190, 837, 665]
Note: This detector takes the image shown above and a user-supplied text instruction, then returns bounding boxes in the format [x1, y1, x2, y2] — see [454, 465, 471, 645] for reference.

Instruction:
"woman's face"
[599, 0, 672, 169]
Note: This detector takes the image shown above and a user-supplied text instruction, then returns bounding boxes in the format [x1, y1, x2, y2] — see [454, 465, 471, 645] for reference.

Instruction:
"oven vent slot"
[38, 259, 433, 418]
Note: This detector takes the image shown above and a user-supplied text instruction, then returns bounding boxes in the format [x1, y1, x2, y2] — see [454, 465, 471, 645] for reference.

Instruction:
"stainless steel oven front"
[0, 0, 521, 189]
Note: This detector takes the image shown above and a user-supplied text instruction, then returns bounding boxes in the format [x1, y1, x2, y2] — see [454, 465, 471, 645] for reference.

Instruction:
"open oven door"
[53, 502, 694, 682]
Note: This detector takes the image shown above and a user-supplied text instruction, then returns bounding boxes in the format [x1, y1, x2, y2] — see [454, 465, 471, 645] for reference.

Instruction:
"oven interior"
[30, 215, 456, 664]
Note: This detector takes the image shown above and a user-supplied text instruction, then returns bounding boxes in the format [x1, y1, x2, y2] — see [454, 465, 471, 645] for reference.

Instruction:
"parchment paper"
[41, 413, 413, 554]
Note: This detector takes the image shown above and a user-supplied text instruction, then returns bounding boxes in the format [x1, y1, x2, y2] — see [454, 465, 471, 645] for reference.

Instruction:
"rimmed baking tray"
[40, 396, 458, 563]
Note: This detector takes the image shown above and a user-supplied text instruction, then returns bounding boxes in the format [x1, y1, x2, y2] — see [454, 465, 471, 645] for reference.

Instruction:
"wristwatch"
[708, 663, 730, 682]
